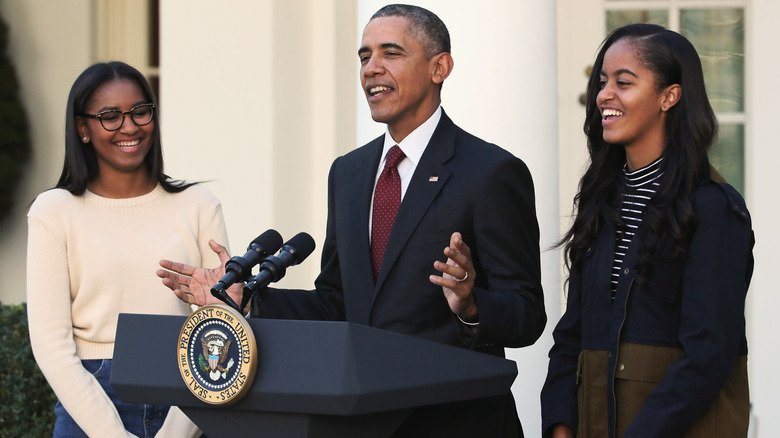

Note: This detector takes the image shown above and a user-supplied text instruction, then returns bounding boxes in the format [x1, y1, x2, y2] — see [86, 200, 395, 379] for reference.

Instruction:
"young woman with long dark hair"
[541, 24, 754, 438]
[27, 62, 228, 437]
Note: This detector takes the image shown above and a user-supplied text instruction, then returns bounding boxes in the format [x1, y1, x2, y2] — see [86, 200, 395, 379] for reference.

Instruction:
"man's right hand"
[157, 239, 242, 307]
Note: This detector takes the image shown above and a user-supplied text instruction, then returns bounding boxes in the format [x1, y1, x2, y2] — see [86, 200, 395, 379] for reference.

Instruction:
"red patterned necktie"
[371, 145, 405, 278]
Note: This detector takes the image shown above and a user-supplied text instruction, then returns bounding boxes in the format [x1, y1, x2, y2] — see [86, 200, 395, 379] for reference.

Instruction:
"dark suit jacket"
[254, 110, 545, 437]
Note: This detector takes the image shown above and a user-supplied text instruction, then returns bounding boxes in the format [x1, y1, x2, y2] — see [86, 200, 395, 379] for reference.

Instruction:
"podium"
[111, 313, 517, 438]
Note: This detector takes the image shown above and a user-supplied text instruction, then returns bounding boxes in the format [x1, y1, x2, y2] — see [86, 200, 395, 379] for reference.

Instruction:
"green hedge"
[0, 302, 56, 437]
[0, 8, 32, 224]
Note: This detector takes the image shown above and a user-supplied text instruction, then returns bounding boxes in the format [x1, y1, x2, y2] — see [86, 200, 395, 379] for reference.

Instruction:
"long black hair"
[561, 23, 717, 284]
[56, 61, 195, 195]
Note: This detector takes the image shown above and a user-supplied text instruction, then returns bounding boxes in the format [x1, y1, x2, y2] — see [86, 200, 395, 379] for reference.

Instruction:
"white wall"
[746, 0, 780, 434]
[159, 0, 276, 252]
[159, 0, 356, 288]
[356, 1, 560, 435]
[0, 0, 93, 304]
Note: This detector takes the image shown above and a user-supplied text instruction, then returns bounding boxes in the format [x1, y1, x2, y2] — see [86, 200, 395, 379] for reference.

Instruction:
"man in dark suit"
[159, 4, 545, 437]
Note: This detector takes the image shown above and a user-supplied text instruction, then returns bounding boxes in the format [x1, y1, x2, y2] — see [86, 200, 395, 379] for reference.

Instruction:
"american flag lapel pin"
[428, 176, 439, 182]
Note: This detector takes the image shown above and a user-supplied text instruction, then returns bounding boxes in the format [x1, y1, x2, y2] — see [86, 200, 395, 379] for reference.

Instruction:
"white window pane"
[607, 10, 668, 33]
[710, 123, 745, 195]
[681, 9, 745, 113]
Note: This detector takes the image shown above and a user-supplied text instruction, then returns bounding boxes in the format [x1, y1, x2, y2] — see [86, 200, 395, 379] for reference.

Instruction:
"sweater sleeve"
[157, 186, 228, 436]
[26, 216, 136, 438]
[155, 407, 201, 438]
[198, 193, 230, 268]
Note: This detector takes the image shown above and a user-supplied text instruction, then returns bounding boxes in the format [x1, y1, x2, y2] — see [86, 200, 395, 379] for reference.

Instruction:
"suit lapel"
[346, 139, 383, 296]
[373, 113, 456, 293]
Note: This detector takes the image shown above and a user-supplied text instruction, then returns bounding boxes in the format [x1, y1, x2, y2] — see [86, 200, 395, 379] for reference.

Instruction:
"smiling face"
[597, 38, 679, 169]
[359, 16, 450, 142]
[77, 78, 154, 181]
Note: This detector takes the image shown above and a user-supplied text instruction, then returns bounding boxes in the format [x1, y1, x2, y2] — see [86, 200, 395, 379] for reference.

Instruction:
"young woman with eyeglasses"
[26, 62, 228, 437]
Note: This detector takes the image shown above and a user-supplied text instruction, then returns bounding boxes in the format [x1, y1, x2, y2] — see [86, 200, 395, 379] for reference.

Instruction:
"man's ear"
[661, 83, 681, 112]
[431, 52, 453, 85]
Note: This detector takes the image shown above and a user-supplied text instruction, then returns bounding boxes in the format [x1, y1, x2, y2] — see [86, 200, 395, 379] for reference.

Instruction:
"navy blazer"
[541, 163, 754, 438]
[255, 110, 545, 437]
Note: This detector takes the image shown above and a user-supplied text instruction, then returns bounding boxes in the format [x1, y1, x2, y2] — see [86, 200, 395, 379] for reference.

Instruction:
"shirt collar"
[380, 106, 442, 166]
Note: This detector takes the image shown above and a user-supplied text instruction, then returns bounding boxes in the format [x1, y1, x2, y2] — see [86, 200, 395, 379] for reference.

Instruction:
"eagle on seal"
[201, 338, 232, 373]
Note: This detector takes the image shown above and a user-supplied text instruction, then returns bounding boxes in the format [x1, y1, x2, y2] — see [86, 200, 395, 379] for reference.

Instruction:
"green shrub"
[0, 9, 32, 224]
[0, 302, 56, 437]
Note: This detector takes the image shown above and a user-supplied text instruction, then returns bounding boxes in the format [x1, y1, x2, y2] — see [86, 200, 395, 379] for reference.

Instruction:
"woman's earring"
[82, 136, 89, 142]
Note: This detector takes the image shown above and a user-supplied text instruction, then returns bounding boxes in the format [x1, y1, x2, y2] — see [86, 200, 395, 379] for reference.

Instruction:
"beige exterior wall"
[159, 0, 357, 288]
[0, 0, 93, 305]
[1, 0, 778, 435]
[746, 0, 780, 434]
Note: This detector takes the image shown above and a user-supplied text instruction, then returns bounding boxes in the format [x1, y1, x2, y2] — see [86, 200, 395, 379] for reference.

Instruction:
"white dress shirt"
[368, 106, 442, 240]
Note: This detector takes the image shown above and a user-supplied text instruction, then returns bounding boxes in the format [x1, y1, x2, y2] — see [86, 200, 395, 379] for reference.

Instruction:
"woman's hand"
[551, 424, 574, 438]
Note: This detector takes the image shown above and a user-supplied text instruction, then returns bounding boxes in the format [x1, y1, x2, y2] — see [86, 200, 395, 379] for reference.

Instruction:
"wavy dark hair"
[56, 61, 195, 195]
[561, 23, 717, 285]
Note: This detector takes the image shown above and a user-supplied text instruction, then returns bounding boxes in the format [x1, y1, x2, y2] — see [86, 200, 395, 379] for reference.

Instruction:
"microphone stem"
[211, 286, 242, 312]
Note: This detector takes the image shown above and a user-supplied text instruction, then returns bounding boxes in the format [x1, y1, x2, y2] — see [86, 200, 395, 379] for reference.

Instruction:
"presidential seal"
[177, 304, 257, 405]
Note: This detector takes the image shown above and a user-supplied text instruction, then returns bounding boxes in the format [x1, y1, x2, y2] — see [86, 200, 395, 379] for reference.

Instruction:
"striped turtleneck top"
[611, 156, 664, 299]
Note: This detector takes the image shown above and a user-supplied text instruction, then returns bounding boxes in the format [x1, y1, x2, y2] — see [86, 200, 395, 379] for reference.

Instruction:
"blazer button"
[619, 363, 625, 371]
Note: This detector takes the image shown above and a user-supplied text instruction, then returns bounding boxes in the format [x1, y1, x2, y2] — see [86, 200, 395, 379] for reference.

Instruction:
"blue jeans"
[53, 359, 170, 437]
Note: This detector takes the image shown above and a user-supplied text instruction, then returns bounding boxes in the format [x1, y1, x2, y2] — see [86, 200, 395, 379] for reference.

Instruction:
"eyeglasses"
[82, 103, 155, 131]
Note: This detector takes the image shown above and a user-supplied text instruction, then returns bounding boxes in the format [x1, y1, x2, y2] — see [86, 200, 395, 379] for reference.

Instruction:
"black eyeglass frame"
[82, 103, 156, 132]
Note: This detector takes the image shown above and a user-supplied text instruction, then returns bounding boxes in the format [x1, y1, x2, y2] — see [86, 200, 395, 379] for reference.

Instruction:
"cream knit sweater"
[27, 184, 229, 437]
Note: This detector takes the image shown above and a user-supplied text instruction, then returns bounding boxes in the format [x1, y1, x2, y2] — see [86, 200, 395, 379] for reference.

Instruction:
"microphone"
[241, 232, 317, 310]
[210, 229, 283, 310]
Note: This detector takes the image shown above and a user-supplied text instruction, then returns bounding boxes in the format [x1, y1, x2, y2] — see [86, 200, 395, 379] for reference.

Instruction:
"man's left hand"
[430, 232, 478, 322]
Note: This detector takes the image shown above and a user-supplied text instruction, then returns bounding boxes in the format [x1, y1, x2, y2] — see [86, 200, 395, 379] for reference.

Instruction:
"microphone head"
[250, 229, 283, 253]
[285, 232, 316, 264]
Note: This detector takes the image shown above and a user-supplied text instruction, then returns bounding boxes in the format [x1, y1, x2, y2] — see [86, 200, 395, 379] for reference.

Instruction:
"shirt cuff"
[456, 313, 479, 326]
